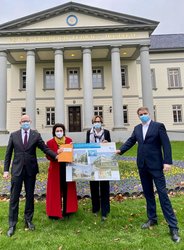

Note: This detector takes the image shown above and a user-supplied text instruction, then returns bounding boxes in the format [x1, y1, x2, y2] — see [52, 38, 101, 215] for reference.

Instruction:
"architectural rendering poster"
[66, 142, 120, 181]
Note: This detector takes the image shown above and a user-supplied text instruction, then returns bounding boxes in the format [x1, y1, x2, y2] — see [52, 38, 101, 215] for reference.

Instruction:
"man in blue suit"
[116, 107, 180, 243]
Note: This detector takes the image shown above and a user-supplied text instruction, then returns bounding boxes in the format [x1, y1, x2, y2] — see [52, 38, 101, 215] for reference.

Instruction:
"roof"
[0, 1, 158, 35]
[150, 34, 184, 51]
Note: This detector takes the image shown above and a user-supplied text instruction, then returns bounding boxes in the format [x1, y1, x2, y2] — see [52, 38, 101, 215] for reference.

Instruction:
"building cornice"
[0, 24, 156, 37]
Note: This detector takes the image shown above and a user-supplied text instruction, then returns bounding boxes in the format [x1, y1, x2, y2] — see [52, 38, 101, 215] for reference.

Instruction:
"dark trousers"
[60, 163, 68, 216]
[9, 168, 36, 227]
[90, 181, 110, 217]
[139, 166, 178, 229]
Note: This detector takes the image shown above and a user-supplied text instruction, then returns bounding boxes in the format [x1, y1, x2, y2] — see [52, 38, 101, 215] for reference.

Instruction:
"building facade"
[0, 2, 183, 144]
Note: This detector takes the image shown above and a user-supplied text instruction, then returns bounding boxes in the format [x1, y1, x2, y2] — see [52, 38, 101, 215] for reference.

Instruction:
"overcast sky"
[0, 0, 183, 35]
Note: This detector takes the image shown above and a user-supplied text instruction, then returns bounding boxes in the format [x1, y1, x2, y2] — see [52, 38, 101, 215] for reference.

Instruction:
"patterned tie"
[24, 131, 28, 146]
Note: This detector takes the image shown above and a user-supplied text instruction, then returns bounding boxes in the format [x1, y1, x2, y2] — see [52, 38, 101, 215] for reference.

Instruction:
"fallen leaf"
[114, 238, 120, 241]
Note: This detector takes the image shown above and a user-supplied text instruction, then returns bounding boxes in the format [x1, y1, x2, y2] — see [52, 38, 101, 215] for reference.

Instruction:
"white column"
[26, 50, 36, 129]
[111, 47, 124, 130]
[54, 49, 65, 123]
[83, 48, 93, 130]
[140, 45, 154, 117]
[0, 51, 7, 132]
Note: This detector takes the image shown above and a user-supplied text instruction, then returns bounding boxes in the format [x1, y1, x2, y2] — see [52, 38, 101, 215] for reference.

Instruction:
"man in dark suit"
[116, 107, 180, 243]
[3, 115, 58, 237]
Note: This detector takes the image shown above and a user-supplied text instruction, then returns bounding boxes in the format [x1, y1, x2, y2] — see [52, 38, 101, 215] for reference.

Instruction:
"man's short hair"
[137, 107, 149, 115]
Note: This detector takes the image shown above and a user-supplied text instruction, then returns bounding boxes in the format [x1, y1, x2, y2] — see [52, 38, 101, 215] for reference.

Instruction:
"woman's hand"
[102, 140, 108, 143]
[57, 148, 64, 154]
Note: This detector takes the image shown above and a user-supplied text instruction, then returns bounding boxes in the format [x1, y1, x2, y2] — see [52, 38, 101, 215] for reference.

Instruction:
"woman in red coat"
[46, 123, 78, 219]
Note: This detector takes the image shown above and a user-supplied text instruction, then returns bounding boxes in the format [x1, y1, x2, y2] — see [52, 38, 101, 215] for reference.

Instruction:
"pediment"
[0, 2, 158, 35]
[20, 12, 127, 30]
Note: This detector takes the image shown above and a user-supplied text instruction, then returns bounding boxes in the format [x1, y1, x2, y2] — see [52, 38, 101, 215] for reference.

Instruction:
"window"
[94, 106, 103, 117]
[44, 69, 54, 89]
[46, 107, 55, 126]
[21, 107, 26, 116]
[168, 68, 182, 88]
[121, 66, 128, 87]
[151, 69, 156, 89]
[67, 68, 80, 89]
[20, 69, 26, 90]
[172, 105, 182, 123]
[92, 67, 103, 88]
[123, 105, 128, 124]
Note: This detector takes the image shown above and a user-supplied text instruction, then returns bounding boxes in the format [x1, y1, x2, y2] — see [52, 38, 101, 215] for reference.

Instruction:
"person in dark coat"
[46, 123, 78, 219]
[116, 107, 180, 243]
[86, 115, 111, 221]
[3, 115, 58, 237]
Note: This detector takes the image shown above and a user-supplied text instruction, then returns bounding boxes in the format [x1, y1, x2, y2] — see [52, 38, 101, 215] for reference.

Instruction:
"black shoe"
[25, 221, 35, 231]
[7, 226, 15, 237]
[48, 216, 60, 220]
[170, 229, 180, 243]
[141, 220, 158, 229]
[62, 212, 70, 219]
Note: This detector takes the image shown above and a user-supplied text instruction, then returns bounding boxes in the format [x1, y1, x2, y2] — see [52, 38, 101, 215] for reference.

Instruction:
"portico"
[0, 2, 158, 140]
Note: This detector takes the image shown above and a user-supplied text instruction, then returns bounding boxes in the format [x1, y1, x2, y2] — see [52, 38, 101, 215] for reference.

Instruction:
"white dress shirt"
[21, 129, 30, 144]
[142, 119, 151, 140]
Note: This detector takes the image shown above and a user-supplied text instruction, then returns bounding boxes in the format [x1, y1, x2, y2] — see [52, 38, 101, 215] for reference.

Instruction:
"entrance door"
[68, 106, 81, 132]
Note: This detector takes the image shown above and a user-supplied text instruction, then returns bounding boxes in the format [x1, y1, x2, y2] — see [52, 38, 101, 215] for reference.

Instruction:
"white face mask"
[55, 131, 63, 138]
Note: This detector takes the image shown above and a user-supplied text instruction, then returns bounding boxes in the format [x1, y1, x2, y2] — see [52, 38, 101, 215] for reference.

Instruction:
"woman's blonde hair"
[91, 115, 103, 124]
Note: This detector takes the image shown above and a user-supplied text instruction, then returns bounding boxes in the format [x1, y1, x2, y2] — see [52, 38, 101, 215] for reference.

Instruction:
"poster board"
[66, 142, 120, 181]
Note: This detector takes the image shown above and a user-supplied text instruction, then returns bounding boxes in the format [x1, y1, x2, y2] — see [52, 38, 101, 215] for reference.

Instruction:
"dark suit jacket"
[4, 129, 57, 176]
[119, 121, 172, 170]
[86, 129, 111, 143]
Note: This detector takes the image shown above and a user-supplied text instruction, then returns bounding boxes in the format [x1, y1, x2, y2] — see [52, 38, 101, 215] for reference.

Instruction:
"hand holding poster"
[66, 142, 120, 181]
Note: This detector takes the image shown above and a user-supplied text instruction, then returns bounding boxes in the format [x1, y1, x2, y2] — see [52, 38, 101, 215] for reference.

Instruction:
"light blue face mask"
[93, 122, 102, 129]
[21, 122, 30, 130]
[139, 114, 150, 123]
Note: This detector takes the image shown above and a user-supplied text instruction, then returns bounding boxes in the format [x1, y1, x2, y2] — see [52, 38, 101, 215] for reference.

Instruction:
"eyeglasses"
[56, 130, 63, 132]
[139, 113, 148, 116]
[94, 121, 101, 123]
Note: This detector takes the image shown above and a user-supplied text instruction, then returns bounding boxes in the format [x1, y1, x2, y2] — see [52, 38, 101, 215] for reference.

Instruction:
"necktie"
[24, 131, 28, 146]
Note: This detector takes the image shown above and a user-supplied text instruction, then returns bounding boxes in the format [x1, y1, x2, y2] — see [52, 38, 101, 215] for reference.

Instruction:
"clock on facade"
[66, 15, 78, 26]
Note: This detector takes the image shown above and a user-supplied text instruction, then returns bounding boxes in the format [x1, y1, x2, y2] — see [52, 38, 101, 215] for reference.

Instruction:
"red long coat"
[46, 137, 78, 218]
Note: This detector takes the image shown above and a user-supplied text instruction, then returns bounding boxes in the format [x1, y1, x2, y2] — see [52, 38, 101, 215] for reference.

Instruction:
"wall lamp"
[109, 106, 112, 113]
[37, 108, 40, 115]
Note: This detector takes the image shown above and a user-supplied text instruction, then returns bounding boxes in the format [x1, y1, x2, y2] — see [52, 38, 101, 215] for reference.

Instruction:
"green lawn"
[0, 195, 183, 250]
[0, 141, 184, 161]
[0, 141, 184, 249]
[116, 141, 184, 161]
[0, 147, 44, 161]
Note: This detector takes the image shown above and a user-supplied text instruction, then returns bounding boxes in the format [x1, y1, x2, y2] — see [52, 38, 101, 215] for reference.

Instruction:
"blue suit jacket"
[119, 121, 172, 170]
